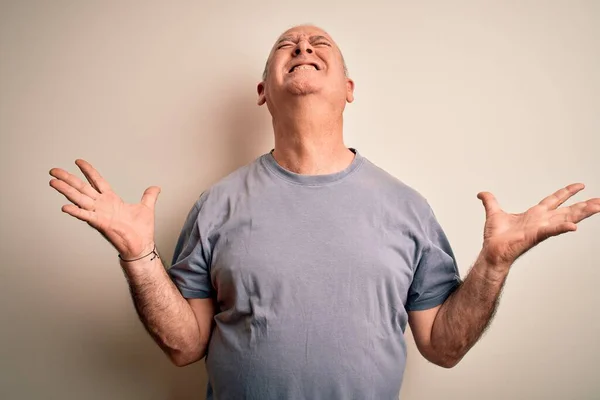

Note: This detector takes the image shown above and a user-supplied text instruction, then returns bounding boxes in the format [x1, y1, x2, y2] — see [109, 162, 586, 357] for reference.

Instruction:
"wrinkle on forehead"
[274, 25, 336, 50]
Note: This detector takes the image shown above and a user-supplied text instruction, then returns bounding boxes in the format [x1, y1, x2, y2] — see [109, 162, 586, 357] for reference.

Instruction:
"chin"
[285, 79, 321, 96]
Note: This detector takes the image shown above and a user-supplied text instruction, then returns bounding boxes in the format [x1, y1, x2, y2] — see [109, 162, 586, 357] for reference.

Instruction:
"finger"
[554, 198, 600, 225]
[49, 167, 99, 200]
[140, 186, 161, 209]
[538, 221, 578, 240]
[61, 204, 97, 224]
[538, 183, 585, 210]
[477, 191, 502, 218]
[75, 159, 112, 194]
[50, 178, 96, 210]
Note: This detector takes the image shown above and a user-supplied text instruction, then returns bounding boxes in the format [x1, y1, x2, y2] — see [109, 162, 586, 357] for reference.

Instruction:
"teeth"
[292, 65, 317, 72]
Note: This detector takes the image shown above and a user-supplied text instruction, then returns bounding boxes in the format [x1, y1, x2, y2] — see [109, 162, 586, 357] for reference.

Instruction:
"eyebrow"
[276, 35, 332, 46]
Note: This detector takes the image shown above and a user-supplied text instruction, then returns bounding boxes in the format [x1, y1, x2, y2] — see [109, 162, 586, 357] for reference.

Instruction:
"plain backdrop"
[1, 1, 598, 399]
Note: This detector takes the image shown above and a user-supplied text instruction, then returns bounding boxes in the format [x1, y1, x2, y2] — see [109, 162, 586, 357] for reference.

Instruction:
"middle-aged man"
[49, 25, 599, 399]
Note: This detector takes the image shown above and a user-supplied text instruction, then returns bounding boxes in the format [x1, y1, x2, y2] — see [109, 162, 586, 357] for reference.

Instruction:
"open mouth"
[288, 63, 319, 73]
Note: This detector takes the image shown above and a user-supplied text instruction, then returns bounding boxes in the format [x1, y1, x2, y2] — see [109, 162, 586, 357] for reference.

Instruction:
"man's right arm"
[49, 159, 214, 366]
[122, 245, 215, 367]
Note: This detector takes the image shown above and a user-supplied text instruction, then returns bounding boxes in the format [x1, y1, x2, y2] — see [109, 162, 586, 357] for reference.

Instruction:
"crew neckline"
[261, 148, 364, 186]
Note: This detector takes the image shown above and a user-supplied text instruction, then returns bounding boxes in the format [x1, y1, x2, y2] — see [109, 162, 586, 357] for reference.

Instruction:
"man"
[49, 25, 599, 399]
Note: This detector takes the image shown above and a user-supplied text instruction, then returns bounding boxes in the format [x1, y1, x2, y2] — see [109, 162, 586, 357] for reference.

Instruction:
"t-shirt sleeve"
[405, 205, 462, 311]
[167, 197, 214, 299]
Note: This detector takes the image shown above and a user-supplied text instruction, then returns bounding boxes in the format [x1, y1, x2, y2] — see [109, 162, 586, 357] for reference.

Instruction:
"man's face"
[257, 26, 354, 109]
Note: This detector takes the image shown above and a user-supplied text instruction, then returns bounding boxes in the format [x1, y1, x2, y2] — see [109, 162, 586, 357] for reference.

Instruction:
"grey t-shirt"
[168, 149, 461, 400]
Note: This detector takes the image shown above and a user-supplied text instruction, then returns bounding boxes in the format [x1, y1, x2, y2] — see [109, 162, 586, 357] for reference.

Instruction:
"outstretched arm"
[409, 183, 600, 367]
[49, 159, 214, 366]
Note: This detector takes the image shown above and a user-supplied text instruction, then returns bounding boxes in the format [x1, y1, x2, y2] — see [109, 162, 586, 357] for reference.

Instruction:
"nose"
[293, 40, 313, 56]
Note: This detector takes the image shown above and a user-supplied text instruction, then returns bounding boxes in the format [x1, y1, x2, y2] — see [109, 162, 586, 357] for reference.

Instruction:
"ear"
[257, 81, 266, 106]
[346, 78, 355, 103]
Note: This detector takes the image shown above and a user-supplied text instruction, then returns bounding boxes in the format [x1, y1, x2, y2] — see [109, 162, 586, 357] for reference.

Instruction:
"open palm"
[477, 183, 600, 266]
[49, 159, 160, 259]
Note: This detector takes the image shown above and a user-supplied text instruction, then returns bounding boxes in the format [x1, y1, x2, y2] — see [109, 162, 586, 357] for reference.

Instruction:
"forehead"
[274, 25, 336, 45]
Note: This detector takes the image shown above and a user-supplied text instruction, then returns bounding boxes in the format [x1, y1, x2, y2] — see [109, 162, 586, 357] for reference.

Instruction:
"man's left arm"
[409, 183, 600, 368]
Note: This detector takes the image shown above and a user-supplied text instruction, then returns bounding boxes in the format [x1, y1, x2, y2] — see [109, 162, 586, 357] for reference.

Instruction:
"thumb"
[141, 186, 161, 209]
[477, 191, 501, 218]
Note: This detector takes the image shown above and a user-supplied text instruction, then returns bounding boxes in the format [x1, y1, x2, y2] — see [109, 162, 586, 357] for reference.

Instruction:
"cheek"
[319, 50, 340, 65]
[269, 54, 288, 73]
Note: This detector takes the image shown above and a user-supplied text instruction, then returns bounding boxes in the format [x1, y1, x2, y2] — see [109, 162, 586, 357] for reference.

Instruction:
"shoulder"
[191, 154, 267, 211]
[358, 156, 432, 216]
[359, 156, 446, 242]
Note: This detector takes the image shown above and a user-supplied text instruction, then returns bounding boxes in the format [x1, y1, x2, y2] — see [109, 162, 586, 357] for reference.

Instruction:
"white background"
[1, 1, 598, 399]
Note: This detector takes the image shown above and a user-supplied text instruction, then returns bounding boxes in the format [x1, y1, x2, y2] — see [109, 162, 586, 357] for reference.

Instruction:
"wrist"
[119, 248, 161, 279]
[118, 242, 156, 261]
[118, 242, 159, 267]
[475, 250, 511, 282]
[480, 242, 513, 270]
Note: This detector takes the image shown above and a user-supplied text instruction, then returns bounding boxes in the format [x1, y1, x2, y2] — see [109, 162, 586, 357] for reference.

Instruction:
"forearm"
[430, 252, 510, 367]
[121, 251, 205, 365]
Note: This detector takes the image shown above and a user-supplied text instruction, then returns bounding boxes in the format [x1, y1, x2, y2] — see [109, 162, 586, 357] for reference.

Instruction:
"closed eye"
[278, 41, 330, 49]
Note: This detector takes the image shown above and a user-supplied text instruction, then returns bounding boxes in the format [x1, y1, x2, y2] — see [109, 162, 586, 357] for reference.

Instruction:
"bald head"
[256, 24, 355, 110]
[262, 25, 348, 81]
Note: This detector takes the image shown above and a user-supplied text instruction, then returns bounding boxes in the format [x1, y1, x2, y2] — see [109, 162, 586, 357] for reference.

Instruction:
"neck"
[271, 98, 353, 175]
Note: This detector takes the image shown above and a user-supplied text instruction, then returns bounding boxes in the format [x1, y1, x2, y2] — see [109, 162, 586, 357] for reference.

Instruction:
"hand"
[49, 159, 161, 260]
[477, 183, 600, 270]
